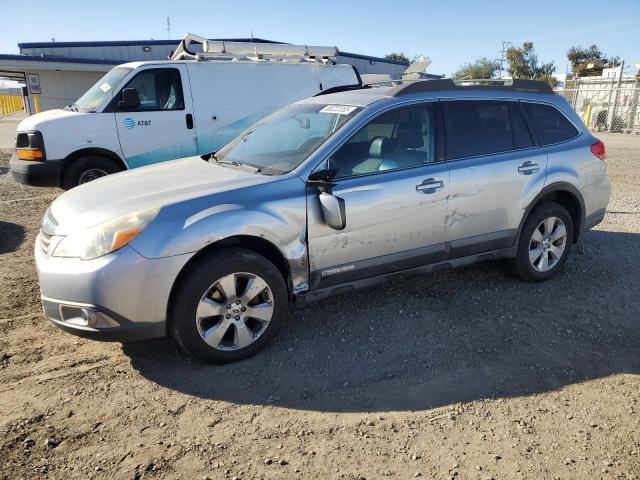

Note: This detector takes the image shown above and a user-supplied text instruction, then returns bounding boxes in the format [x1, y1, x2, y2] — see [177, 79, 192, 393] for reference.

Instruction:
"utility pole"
[166, 16, 171, 39]
[500, 41, 512, 78]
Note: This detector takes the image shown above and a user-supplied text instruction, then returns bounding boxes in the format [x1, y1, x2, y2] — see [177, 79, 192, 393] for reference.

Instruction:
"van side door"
[443, 99, 547, 256]
[111, 65, 197, 168]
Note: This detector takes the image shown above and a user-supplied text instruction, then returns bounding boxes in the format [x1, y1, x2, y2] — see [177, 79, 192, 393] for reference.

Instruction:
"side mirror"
[318, 192, 346, 230]
[118, 88, 140, 110]
[307, 168, 339, 188]
[308, 168, 346, 230]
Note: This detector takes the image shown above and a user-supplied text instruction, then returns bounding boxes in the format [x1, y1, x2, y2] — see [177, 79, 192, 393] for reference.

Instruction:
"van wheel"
[62, 155, 122, 189]
[169, 248, 288, 364]
[511, 202, 573, 282]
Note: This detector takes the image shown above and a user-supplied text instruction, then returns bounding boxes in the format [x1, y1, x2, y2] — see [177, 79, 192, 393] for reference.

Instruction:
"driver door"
[306, 102, 449, 289]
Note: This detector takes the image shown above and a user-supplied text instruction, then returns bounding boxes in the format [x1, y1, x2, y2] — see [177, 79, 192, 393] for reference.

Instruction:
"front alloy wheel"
[170, 248, 287, 364]
[196, 272, 274, 351]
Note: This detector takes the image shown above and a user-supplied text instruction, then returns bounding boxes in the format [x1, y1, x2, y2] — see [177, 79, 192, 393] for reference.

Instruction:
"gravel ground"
[0, 135, 639, 480]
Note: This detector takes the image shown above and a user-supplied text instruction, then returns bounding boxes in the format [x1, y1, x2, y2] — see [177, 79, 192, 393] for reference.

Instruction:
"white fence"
[556, 77, 640, 133]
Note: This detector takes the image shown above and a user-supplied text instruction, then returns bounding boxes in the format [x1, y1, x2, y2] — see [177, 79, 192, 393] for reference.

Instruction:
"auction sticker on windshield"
[319, 105, 358, 115]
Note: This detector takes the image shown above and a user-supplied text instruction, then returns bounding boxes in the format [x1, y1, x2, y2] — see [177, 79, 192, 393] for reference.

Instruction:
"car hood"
[48, 157, 276, 235]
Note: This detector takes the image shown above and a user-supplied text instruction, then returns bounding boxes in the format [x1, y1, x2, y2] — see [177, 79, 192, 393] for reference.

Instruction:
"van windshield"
[73, 67, 132, 112]
[214, 103, 361, 175]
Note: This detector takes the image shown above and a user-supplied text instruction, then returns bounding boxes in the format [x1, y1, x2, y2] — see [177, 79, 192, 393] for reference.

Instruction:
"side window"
[444, 101, 514, 159]
[510, 104, 534, 149]
[329, 104, 435, 178]
[123, 69, 184, 111]
[524, 103, 578, 145]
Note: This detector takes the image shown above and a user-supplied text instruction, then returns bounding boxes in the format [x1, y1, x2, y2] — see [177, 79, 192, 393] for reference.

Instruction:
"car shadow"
[0, 166, 9, 176]
[0, 221, 26, 254]
[123, 229, 640, 413]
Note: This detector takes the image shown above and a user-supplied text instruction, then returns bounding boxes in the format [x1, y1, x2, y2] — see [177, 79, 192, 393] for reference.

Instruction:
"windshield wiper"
[214, 157, 262, 173]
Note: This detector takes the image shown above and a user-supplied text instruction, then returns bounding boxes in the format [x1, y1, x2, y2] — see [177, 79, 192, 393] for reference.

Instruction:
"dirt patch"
[1, 136, 639, 479]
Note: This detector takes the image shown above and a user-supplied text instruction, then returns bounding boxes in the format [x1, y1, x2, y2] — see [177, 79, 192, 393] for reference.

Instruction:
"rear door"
[443, 99, 547, 255]
[113, 65, 197, 168]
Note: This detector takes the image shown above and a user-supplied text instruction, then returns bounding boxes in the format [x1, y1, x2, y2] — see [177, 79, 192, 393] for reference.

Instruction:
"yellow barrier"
[585, 104, 593, 128]
[33, 95, 41, 113]
[0, 95, 24, 115]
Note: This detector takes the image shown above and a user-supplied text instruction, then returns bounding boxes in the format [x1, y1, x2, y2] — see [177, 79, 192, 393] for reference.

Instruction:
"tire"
[169, 248, 288, 364]
[511, 202, 574, 282]
[62, 155, 123, 190]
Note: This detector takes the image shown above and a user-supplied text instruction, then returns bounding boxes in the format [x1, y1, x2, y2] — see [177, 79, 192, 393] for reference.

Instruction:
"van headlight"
[53, 208, 159, 260]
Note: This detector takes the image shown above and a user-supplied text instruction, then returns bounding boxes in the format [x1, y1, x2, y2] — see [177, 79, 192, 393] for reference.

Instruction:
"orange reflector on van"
[17, 148, 44, 160]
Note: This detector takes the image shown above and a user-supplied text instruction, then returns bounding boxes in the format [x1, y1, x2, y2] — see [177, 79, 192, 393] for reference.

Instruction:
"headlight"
[53, 208, 159, 260]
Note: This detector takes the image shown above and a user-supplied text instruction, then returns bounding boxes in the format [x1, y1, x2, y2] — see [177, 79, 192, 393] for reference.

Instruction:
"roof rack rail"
[314, 84, 371, 96]
[388, 78, 554, 96]
[171, 33, 338, 62]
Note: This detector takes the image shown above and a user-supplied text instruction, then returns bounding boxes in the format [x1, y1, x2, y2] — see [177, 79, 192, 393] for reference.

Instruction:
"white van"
[10, 36, 360, 188]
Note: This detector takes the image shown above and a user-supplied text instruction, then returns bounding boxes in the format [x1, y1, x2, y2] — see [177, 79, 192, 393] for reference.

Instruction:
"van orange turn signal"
[17, 148, 44, 160]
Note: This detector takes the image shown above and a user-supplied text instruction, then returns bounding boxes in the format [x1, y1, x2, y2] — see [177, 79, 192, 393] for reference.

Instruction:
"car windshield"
[214, 103, 361, 175]
[74, 67, 132, 112]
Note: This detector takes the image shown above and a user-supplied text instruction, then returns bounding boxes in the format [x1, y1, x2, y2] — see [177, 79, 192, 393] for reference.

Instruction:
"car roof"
[300, 79, 559, 108]
[299, 87, 394, 107]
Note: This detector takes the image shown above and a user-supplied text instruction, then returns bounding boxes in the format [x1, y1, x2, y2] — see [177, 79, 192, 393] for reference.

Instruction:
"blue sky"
[1, 0, 639, 76]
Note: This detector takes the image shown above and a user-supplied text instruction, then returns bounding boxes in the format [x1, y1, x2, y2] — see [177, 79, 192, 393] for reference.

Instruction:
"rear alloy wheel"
[170, 248, 287, 363]
[511, 202, 573, 282]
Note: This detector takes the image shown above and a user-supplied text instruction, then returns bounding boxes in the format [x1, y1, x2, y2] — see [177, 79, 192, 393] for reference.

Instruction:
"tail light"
[590, 139, 606, 161]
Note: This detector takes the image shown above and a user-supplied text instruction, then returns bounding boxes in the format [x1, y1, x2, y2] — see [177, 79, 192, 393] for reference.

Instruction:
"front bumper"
[10, 152, 62, 187]
[42, 297, 165, 342]
[36, 238, 192, 342]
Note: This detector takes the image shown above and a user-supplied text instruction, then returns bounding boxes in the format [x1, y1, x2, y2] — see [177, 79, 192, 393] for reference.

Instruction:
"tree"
[506, 42, 556, 86]
[453, 57, 501, 79]
[384, 52, 410, 62]
[567, 45, 618, 77]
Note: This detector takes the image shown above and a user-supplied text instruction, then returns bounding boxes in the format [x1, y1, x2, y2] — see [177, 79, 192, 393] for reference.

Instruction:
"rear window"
[524, 103, 578, 145]
[444, 101, 515, 159]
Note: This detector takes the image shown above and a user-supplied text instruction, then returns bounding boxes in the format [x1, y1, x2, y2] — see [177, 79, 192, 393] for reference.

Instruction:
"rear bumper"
[10, 152, 62, 187]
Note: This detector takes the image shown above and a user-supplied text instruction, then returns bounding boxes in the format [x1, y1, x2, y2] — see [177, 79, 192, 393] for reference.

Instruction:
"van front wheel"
[62, 155, 123, 189]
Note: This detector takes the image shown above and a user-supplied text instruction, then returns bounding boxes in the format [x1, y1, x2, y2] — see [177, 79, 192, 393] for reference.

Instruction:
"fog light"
[81, 308, 99, 326]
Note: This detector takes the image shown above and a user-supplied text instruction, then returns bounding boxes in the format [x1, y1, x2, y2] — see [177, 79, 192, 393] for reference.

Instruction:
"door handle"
[518, 161, 539, 175]
[416, 178, 444, 193]
[185, 113, 194, 130]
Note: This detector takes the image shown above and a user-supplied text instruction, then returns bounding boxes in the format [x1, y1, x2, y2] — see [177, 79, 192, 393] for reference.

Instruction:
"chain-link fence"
[556, 77, 640, 134]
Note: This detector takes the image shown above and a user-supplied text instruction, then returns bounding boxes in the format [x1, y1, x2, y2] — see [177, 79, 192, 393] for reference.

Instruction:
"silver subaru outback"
[36, 79, 611, 363]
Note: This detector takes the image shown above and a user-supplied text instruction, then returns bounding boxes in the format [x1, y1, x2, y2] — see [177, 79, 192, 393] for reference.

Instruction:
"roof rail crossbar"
[388, 78, 554, 96]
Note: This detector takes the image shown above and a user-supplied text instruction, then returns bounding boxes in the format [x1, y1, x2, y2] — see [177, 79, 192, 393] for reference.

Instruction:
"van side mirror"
[118, 88, 140, 110]
[308, 169, 346, 230]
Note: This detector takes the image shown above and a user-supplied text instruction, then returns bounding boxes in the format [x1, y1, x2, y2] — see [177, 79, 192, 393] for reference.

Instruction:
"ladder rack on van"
[171, 33, 339, 63]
